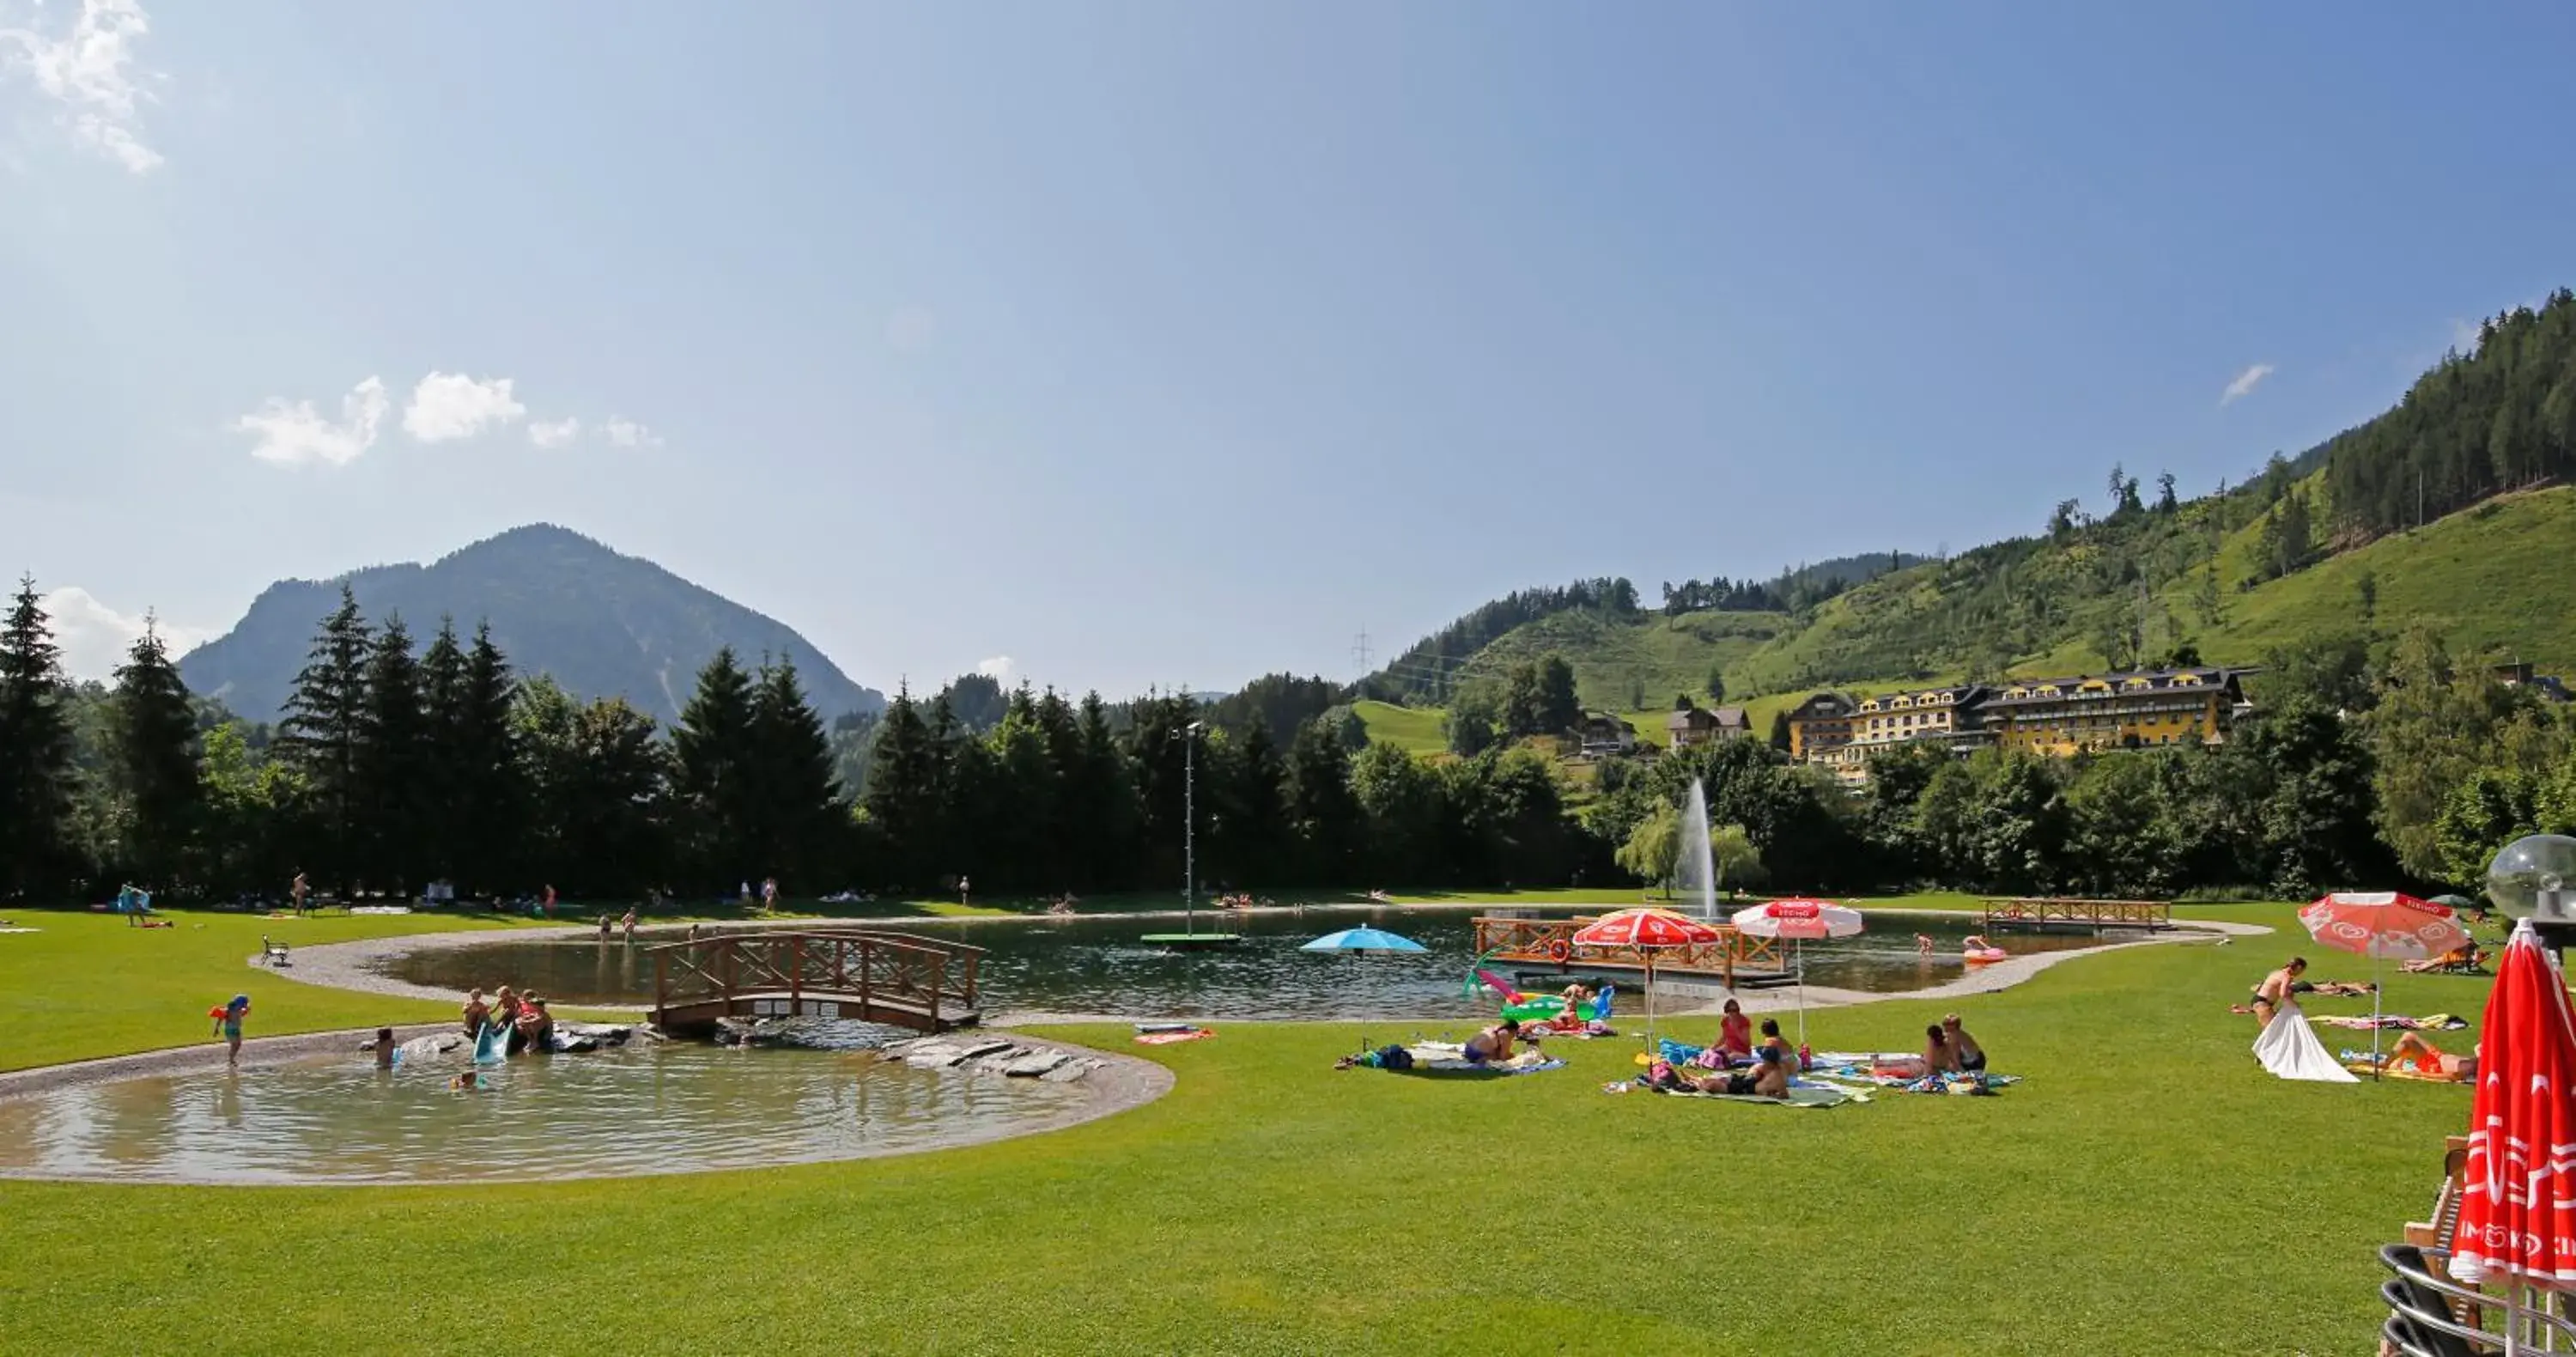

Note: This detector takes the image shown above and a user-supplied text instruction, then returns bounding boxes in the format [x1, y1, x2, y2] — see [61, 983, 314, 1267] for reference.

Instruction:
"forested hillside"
[179, 524, 884, 725]
[1364, 293, 2576, 722]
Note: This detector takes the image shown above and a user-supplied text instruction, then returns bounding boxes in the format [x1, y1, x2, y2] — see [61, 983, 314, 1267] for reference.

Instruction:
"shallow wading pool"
[0, 1031, 1096, 1185]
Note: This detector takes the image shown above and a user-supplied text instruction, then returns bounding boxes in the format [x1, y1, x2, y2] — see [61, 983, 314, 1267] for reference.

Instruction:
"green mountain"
[1362, 289, 2576, 725]
[178, 524, 884, 725]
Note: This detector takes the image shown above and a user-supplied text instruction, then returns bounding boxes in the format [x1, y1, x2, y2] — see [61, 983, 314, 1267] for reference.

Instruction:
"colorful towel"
[1651, 1084, 1859, 1108]
[2312, 1013, 2469, 1031]
[1403, 1044, 1564, 1075]
[1133, 1029, 1214, 1046]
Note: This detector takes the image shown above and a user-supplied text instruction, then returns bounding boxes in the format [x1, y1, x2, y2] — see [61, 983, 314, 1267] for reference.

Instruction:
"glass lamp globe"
[2486, 834, 2576, 920]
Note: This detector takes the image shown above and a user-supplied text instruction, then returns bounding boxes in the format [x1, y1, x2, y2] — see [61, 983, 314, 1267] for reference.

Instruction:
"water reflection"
[0, 1034, 1086, 1184]
[379, 908, 2100, 1021]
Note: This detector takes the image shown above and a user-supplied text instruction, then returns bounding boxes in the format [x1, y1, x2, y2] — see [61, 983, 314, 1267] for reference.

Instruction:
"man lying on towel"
[1650, 1045, 1790, 1098]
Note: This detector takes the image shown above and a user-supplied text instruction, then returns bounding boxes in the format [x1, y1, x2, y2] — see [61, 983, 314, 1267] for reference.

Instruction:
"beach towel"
[1401, 1044, 1564, 1075]
[2336, 1049, 2472, 1083]
[2312, 1013, 2470, 1032]
[2252, 1000, 2359, 1082]
[1133, 1029, 1214, 1046]
[1653, 1084, 1859, 1108]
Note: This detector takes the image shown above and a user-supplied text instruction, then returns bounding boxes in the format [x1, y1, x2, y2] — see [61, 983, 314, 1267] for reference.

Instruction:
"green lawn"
[0, 903, 2481, 1354]
[1350, 698, 1450, 754]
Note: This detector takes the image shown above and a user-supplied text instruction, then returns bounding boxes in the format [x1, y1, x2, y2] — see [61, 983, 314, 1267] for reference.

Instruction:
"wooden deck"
[649, 930, 983, 1035]
[1978, 897, 2172, 934]
[1471, 916, 1791, 988]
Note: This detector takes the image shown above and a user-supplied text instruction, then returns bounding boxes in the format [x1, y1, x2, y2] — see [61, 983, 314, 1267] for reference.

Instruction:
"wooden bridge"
[1978, 897, 2172, 934]
[1471, 916, 1794, 989]
[648, 930, 984, 1035]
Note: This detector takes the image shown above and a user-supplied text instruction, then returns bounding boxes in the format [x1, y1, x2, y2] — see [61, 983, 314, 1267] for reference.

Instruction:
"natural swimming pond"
[374, 908, 2104, 1021]
[0, 1034, 1091, 1184]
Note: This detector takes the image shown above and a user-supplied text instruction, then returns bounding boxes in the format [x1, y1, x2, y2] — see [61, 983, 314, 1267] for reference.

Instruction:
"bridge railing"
[649, 930, 983, 1026]
[1979, 898, 2172, 930]
[1470, 916, 1783, 984]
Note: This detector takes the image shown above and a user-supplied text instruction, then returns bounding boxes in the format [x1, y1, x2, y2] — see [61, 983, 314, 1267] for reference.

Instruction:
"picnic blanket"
[1651, 1084, 1860, 1108]
[1401, 1043, 1564, 1075]
[2312, 1013, 2468, 1031]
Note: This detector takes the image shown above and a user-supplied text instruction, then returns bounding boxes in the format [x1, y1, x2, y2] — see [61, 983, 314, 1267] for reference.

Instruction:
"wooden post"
[653, 949, 665, 1026]
[724, 940, 737, 1017]
[790, 934, 803, 1010]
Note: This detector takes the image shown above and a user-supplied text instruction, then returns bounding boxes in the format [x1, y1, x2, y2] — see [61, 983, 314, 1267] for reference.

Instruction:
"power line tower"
[1351, 630, 1372, 673]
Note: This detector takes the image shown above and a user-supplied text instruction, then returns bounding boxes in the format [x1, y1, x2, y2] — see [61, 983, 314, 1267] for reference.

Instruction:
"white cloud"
[2219, 362, 2275, 406]
[234, 376, 389, 466]
[0, 0, 164, 173]
[601, 416, 661, 448]
[526, 417, 581, 448]
[39, 587, 210, 680]
[402, 372, 526, 442]
[975, 655, 1015, 682]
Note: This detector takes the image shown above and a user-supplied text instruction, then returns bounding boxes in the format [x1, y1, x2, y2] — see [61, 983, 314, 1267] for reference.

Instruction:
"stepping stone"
[1039, 1058, 1100, 1084]
[1002, 1051, 1070, 1078]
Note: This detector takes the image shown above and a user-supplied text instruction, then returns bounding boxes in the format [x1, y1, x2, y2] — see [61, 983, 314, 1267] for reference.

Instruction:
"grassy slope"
[0, 904, 2488, 1354]
[1473, 607, 1788, 712]
[1395, 486, 2576, 735]
[1350, 699, 1449, 755]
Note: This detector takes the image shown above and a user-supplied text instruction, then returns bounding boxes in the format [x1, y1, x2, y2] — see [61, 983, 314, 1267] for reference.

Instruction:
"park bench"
[260, 936, 291, 967]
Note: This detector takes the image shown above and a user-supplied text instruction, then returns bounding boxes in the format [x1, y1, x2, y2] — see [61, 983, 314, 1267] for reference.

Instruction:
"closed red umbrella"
[1571, 909, 1722, 1047]
[2451, 921, 2576, 1339]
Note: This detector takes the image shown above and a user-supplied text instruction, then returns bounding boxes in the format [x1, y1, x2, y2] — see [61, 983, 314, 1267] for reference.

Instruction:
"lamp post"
[1184, 719, 1201, 929]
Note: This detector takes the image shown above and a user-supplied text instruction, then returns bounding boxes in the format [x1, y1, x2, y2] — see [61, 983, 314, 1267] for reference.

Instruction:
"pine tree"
[453, 623, 520, 893]
[1285, 715, 1363, 885]
[1767, 710, 1793, 752]
[747, 652, 843, 885]
[416, 618, 468, 881]
[108, 617, 204, 885]
[671, 647, 757, 886]
[276, 585, 372, 889]
[862, 684, 939, 890]
[0, 577, 75, 894]
[355, 615, 428, 888]
[1068, 691, 1137, 890]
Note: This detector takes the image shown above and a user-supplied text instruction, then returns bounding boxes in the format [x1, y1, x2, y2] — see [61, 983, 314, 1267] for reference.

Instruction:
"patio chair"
[2404, 1137, 2470, 1251]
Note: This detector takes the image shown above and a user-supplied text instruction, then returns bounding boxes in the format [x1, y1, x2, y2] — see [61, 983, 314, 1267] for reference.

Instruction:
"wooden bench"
[260, 936, 291, 967]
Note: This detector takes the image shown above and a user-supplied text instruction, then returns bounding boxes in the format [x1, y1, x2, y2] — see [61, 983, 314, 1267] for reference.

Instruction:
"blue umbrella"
[1301, 926, 1428, 955]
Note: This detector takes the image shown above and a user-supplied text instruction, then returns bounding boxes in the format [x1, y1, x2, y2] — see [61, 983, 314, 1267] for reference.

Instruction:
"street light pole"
[1184, 720, 1202, 934]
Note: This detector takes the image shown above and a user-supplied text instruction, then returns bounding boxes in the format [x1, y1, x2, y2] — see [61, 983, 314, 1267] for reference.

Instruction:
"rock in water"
[1039, 1059, 1100, 1084]
[1001, 1051, 1070, 1078]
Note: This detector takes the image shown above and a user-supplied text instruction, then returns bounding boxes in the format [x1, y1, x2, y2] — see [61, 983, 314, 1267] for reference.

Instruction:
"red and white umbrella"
[2298, 891, 2472, 1074]
[1571, 909, 1722, 1048]
[2451, 922, 2576, 1350]
[1731, 898, 1866, 941]
[1731, 898, 1867, 1045]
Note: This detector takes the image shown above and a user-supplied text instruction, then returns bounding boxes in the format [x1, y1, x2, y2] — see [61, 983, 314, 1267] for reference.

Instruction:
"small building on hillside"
[1667, 704, 1753, 748]
[1573, 711, 1637, 758]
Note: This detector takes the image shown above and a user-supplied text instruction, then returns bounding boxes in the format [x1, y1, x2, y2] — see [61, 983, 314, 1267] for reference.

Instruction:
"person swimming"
[374, 1026, 398, 1068]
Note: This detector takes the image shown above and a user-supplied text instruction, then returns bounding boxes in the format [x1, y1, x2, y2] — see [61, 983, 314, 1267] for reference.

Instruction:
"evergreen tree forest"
[3, 583, 2575, 908]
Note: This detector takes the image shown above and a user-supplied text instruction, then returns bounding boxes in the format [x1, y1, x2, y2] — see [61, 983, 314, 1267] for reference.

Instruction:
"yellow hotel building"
[1977, 667, 2250, 757]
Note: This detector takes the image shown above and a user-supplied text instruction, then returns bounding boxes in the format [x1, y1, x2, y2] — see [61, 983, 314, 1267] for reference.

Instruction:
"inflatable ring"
[1546, 939, 1571, 965]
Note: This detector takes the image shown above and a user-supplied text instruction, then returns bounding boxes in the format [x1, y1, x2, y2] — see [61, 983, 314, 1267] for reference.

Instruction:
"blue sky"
[4, 3, 2573, 695]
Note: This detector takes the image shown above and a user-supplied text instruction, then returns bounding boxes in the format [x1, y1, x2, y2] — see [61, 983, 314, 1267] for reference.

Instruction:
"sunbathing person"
[1941, 1013, 1985, 1073]
[2302, 979, 2379, 996]
[1716, 999, 1753, 1062]
[1922, 1024, 1959, 1074]
[2402, 946, 2482, 974]
[2383, 1032, 2478, 1081]
[1678, 1045, 1791, 1098]
[1756, 1017, 1795, 1068]
[1462, 1019, 1524, 1065]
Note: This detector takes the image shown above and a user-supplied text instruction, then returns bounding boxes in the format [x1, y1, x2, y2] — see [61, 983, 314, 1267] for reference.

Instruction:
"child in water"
[451, 1070, 483, 1092]
[211, 995, 251, 1065]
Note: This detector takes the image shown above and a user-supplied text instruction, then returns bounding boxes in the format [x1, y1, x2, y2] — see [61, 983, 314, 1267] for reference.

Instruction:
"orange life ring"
[1546, 939, 1571, 965]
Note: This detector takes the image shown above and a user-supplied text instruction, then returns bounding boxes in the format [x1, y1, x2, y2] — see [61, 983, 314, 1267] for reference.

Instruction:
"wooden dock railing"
[1470, 916, 1786, 986]
[1978, 898, 2172, 932]
[649, 929, 985, 1033]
